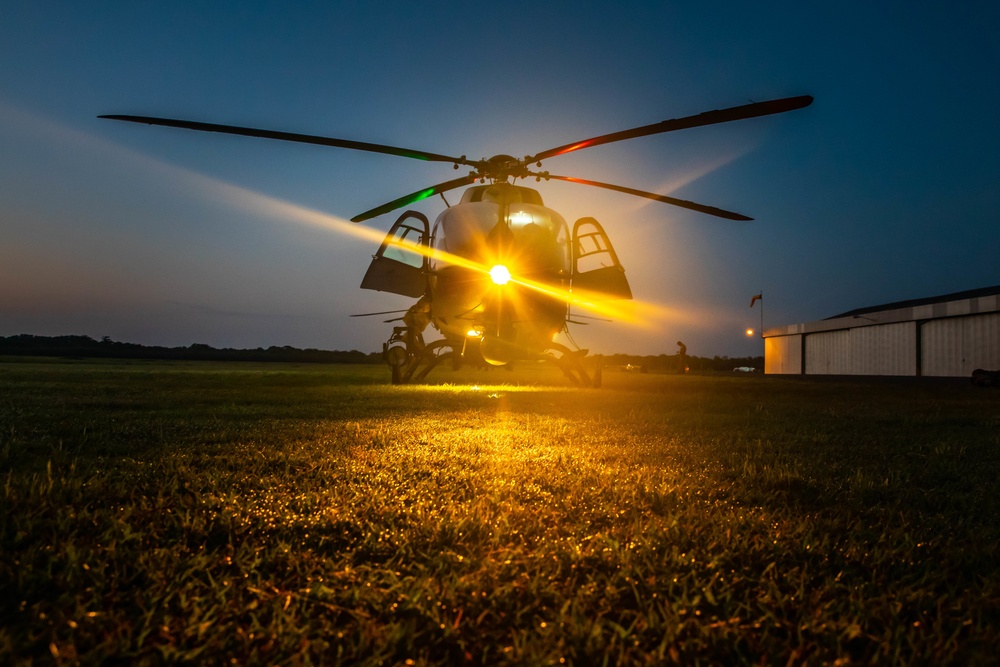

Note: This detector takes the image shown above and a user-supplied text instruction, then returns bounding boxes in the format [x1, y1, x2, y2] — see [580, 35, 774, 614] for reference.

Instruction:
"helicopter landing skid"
[383, 326, 602, 388]
[544, 343, 603, 388]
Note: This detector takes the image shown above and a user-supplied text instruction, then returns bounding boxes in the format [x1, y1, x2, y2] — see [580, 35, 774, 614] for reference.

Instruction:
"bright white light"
[466, 328, 482, 337]
[746, 328, 755, 337]
[509, 210, 533, 226]
[489, 265, 511, 285]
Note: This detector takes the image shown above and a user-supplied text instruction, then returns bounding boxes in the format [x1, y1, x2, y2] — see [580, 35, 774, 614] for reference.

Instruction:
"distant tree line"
[601, 353, 764, 374]
[0, 335, 381, 364]
[0, 335, 762, 371]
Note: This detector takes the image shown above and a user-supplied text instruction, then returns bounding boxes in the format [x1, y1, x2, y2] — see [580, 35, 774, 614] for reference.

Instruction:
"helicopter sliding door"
[571, 217, 632, 300]
[360, 211, 429, 297]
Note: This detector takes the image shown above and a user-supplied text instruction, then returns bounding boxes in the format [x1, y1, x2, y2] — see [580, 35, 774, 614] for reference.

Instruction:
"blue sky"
[2, 1, 998, 357]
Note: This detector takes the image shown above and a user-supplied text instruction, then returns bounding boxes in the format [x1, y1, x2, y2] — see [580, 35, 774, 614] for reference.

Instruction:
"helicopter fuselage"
[361, 182, 630, 375]
[428, 184, 570, 364]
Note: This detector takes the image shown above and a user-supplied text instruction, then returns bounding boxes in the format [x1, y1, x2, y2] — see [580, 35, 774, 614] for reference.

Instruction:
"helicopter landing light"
[489, 265, 512, 285]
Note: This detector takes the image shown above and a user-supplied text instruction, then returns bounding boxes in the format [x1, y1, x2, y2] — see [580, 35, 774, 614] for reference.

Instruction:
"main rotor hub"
[477, 154, 530, 182]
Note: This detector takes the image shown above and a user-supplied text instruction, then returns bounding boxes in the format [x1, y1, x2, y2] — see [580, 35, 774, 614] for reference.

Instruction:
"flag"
[750, 293, 762, 308]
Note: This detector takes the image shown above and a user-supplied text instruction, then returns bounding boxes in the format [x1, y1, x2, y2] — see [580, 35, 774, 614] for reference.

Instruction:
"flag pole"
[750, 292, 764, 338]
[759, 291, 763, 338]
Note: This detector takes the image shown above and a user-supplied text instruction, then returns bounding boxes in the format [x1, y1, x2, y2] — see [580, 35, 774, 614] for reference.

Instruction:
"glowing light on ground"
[392, 382, 553, 394]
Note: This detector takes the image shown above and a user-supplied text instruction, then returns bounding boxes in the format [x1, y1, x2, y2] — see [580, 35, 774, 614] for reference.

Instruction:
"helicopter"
[100, 95, 812, 385]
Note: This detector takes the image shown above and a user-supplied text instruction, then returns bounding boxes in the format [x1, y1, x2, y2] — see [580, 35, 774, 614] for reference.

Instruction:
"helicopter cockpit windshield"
[430, 185, 569, 279]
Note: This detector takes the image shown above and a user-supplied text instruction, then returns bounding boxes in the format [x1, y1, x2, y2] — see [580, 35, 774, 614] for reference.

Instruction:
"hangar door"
[805, 330, 850, 375]
[764, 335, 802, 375]
[850, 322, 916, 376]
[921, 313, 1000, 376]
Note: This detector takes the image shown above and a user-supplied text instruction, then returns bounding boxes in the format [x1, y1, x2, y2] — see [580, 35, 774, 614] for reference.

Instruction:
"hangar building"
[763, 285, 1000, 377]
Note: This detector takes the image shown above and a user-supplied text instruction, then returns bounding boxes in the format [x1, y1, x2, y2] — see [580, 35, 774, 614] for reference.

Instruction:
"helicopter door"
[571, 217, 632, 300]
[360, 211, 429, 297]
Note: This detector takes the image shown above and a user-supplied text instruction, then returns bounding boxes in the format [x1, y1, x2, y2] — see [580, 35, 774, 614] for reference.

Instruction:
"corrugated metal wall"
[805, 330, 851, 374]
[765, 293, 999, 377]
[764, 335, 801, 374]
[851, 322, 916, 375]
[921, 312, 1000, 376]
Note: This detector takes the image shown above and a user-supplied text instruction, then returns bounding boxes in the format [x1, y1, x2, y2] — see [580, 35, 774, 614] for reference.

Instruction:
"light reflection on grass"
[1, 361, 998, 664]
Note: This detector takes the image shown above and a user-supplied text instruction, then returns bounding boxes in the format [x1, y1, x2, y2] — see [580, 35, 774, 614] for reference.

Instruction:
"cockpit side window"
[381, 224, 424, 268]
[571, 217, 632, 300]
[360, 211, 430, 297]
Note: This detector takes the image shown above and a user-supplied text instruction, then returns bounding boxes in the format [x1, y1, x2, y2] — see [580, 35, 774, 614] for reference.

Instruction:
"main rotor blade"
[527, 95, 813, 163]
[99, 114, 475, 166]
[350, 174, 477, 222]
[545, 175, 752, 221]
[349, 309, 410, 317]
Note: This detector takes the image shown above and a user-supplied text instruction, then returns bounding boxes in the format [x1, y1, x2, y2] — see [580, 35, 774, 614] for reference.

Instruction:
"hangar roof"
[827, 285, 1000, 320]
[765, 284, 1000, 338]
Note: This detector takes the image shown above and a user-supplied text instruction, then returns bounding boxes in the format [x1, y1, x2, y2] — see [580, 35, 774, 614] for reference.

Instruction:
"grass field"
[1, 359, 998, 665]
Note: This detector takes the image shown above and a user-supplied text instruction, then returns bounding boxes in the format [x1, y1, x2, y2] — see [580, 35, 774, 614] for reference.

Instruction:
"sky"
[2, 1, 998, 358]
